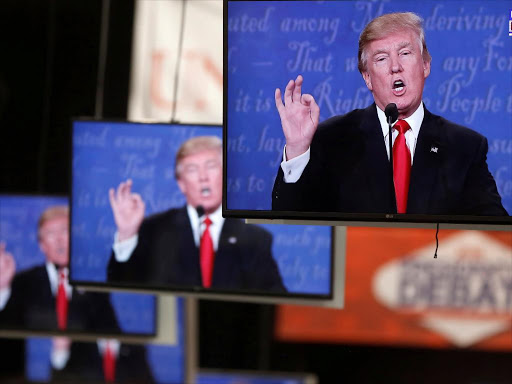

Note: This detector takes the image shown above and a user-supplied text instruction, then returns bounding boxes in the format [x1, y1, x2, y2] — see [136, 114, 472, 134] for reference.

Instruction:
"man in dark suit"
[272, 12, 507, 216]
[107, 136, 286, 292]
[0, 206, 119, 333]
[50, 338, 154, 383]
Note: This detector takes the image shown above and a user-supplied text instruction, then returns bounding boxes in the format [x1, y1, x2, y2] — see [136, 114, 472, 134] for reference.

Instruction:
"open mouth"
[201, 187, 212, 197]
[392, 79, 405, 95]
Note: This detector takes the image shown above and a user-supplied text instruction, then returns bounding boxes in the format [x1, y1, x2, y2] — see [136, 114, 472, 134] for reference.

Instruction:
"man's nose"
[198, 167, 209, 181]
[390, 56, 402, 73]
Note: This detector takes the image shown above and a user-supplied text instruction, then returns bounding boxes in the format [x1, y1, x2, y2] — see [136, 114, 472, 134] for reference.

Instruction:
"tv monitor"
[197, 369, 318, 384]
[24, 298, 189, 383]
[70, 120, 343, 307]
[0, 195, 156, 339]
[224, 0, 512, 229]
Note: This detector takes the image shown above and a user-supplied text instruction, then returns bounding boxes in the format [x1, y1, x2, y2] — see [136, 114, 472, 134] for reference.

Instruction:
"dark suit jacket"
[272, 104, 508, 216]
[0, 265, 119, 333]
[107, 207, 286, 292]
[51, 342, 154, 383]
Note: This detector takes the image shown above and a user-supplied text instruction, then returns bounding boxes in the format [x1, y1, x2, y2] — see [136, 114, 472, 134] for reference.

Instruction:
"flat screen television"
[70, 120, 342, 306]
[0, 195, 156, 338]
[223, 0, 512, 228]
[23, 298, 188, 383]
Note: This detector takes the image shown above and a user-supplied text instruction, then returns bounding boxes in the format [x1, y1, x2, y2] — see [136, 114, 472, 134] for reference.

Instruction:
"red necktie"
[103, 342, 116, 383]
[393, 120, 411, 214]
[56, 270, 68, 330]
[200, 216, 215, 288]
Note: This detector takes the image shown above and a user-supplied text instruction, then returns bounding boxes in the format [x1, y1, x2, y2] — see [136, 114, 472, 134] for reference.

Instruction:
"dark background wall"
[0, 1, 510, 383]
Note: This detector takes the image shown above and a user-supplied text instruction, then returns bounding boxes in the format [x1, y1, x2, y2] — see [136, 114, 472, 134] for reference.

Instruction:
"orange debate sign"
[275, 228, 512, 350]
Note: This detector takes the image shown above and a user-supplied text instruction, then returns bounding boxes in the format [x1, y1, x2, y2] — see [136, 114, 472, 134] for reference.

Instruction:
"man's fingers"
[116, 181, 125, 201]
[131, 193, 145, 211]
[108, 188, 118, 211]
[292, 75, 303, 103]
[0, 242, 5, 254]
[284, 79, 294, 106]
[309, 95, 320, 127]
[275, 88, 285, 114]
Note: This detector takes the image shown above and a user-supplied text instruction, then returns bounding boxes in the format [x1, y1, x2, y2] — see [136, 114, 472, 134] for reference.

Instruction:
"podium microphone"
[196, 205, 205, 248]
[385, 103, 398, 212]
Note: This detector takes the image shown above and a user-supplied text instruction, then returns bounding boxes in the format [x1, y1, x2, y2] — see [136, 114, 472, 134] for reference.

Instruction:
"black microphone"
[385, 103, 398, 212]
[196, 205, 205, 218]
[196, 205, 205, 249]
[385, 103, 398, 124]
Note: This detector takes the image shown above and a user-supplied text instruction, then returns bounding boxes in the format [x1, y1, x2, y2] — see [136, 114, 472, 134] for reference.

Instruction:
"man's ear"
[362, 71, 372, 91]
[423, 59, 431, 79]
[177, 178, 186, 195]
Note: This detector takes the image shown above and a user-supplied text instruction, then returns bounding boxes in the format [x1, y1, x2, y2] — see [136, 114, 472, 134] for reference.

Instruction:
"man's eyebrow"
[372, 41, 412, 56]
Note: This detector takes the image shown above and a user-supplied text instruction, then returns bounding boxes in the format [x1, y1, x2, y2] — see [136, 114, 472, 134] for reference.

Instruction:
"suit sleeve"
[461, 136, 508, 216]
[107, 220, 153, 284]
[245, 226, 287, 292]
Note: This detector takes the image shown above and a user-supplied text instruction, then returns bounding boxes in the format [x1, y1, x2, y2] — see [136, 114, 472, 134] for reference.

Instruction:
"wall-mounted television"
[0, 195, 156, 339]
[70, 120, 343, 307]
[223, 0, 512, 229]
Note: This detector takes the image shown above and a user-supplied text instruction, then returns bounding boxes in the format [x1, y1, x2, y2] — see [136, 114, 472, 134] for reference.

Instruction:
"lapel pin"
[228, 237, 237, 244]
[430, 146, 438, 153]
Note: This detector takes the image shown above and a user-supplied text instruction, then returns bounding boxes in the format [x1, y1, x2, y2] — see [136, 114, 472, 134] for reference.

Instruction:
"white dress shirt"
[113, 205, 225, 262]
[280, 103, 425, 183]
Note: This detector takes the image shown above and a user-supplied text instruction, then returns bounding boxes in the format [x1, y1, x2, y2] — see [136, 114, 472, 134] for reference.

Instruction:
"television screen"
[197, 369, 317, 384]
[0, 195, 156, 337]
[224, 0, 512, 227]
[70, 120, 336, 303]
[24, 298, 187, 383]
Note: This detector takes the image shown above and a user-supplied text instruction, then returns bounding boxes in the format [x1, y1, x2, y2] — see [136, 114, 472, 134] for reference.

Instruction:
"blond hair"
[175, 136, 222, 179]
[358, 12, 431, 73]
[38, 205, 69, 240]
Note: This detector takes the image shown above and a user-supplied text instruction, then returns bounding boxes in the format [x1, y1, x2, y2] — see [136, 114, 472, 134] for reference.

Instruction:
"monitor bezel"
[69, 118, 341, 306]
[221, 0, 512, 230]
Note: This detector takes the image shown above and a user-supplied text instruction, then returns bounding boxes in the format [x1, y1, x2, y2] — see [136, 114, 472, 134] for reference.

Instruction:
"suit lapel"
[360, 104, 395, 211]
[212, 219, 240, 288]
[175, 207, 201, 285]
[408, 108, 442, 213]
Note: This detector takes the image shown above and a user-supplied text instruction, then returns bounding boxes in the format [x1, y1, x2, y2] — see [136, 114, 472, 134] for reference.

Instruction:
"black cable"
[434, 222, 439, 258]
[170, 0, 188, 124]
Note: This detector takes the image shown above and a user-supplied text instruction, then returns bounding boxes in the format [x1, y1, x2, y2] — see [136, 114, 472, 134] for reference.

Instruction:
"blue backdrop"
[0, 195, 155, 335]
[71, 121, 332, 295]
[226, 0, 512, 214]
[25, 298, 185, 384]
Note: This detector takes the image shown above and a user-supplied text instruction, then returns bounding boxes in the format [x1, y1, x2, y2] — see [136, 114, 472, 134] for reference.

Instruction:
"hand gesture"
[0, 242, 16, 289]
[275, 75, 320, 160]
[108, 179, 145, 242]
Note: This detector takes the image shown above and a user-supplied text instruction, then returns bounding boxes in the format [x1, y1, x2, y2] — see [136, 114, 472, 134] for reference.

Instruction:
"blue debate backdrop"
[0, 195, 156, 335]
[25, 298, 186, 383]
[226, 0, 512, 214]
[71, 121, 331, 295]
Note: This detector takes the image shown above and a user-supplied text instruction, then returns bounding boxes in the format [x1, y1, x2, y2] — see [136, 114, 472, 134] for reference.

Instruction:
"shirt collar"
[46, 262, 71, 297]
[376, 102, 424, 139]
[186, 204, 224, 229]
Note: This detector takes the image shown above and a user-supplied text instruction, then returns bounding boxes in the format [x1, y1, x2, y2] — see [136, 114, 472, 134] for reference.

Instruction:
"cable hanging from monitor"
[169, 0, 188, 124]
[434, 222, 439, 258]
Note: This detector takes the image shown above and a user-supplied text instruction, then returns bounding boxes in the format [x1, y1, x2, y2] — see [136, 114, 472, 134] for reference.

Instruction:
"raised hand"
[0, 242, 16, 289]
[275, 75, 320, 160]
[108, 179, 145, 242]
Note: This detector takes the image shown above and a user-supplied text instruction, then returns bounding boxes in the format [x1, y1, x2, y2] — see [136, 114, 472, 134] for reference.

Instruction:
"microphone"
[385, 103, 398, 212]
[196, 205, 205, 247]
[196, 205, 205, 219]
[385, 103, 398, 124]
